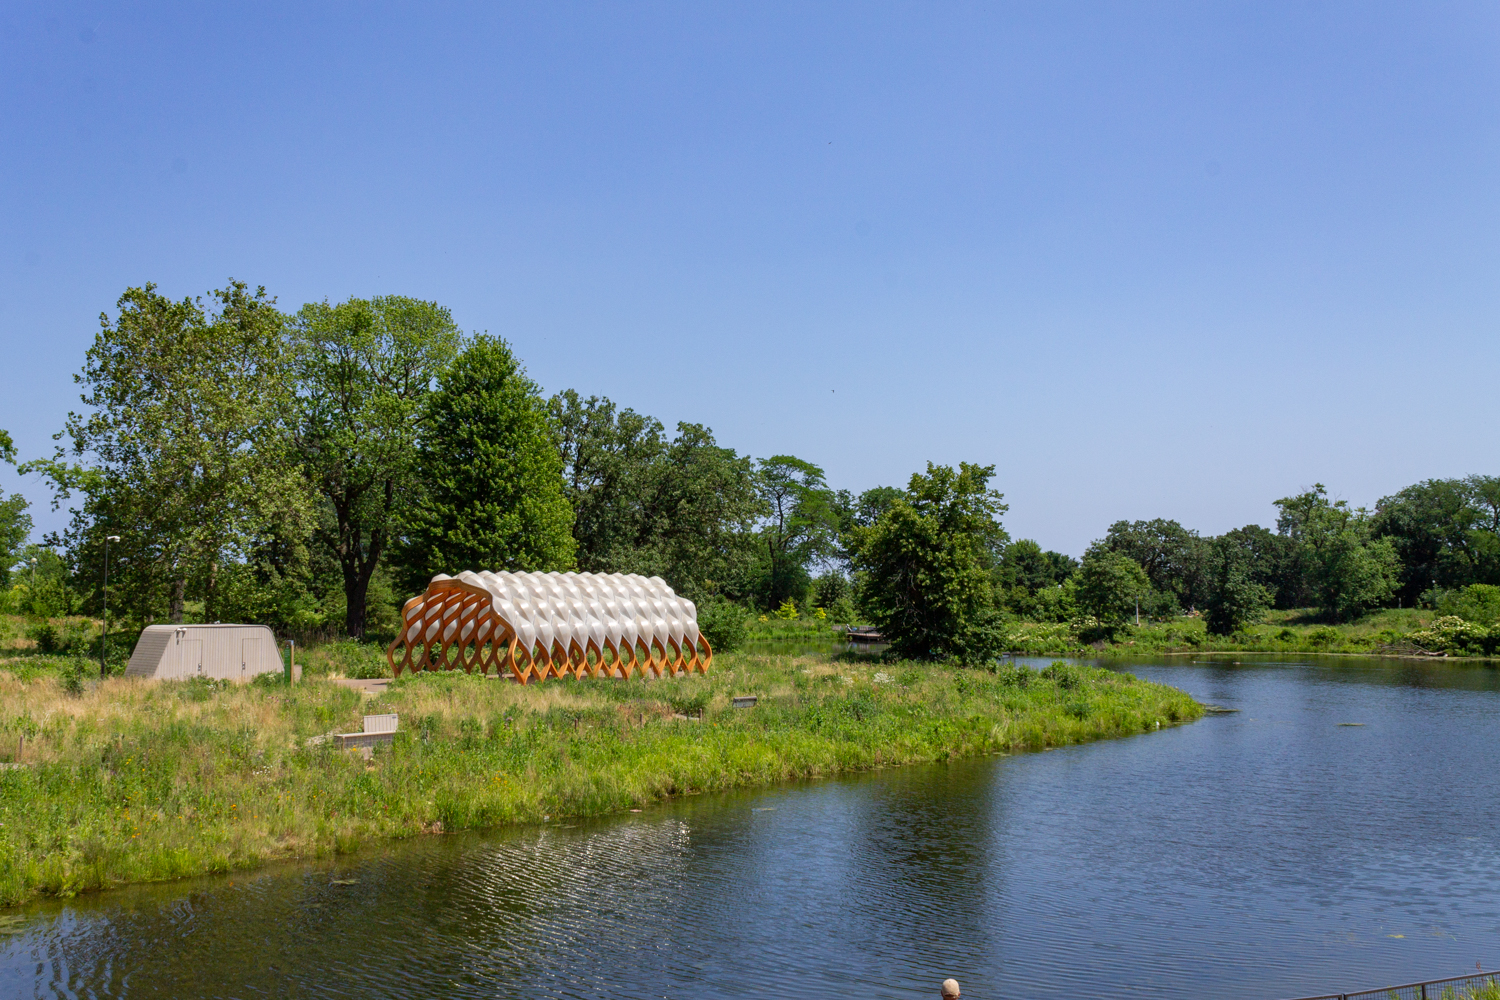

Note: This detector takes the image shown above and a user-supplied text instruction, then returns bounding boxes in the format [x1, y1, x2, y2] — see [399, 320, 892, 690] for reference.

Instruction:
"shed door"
[182, 639, 204, 678]
[241, 638, 260, 680]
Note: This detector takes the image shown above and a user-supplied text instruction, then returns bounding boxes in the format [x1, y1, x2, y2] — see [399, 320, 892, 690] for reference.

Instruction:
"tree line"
[0, 283, 899, 639]
[0, 282, 1495, 659]
[1004, 478, 1500, 639]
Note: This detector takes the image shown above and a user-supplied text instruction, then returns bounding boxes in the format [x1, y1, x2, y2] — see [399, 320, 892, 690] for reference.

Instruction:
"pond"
[5, 654, 1500, 999]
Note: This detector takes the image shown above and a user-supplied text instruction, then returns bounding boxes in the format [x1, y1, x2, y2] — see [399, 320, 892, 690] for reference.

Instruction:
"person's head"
[941, 979, 961, 999]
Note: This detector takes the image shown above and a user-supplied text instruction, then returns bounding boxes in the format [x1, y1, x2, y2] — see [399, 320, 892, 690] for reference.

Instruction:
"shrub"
[58, 658, 89, 696]
[26, 620, 60, 653]
[812, 573, 849, 609]
[697, 600, 748, 654]
[822, 596, 857, 623]
[1437, 585, 1500, 627]
[1407, 616, 1493, 654]
[1042, 662, 1082, 689]
[26, 619, 95, 657]
[1306, 625, 1342, 648]
[667, 688, 710, 717]
[306, 640, 388, 679]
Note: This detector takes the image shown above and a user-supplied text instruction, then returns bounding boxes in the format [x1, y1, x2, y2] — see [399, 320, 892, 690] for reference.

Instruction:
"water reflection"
[4, 655, 1500, 999]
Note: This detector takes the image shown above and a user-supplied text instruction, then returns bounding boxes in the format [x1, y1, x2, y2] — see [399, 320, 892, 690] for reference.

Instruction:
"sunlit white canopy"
[387, 571, 711, 683]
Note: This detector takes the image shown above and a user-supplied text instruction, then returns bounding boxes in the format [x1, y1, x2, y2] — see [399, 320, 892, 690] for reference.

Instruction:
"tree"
[831, 485, 903, 575]
[1434, 583, 1500, 626]
[549, 390, 667, 569]
[1102, 519, 1210, 612]
[753, 456, 840, 609]
[0, 431, 27, 588]
[627, 423, 764, 600]
[394, 336, 574, 588]
[292, 295, 463, 637]
[850, 462, 1008, 662]
[998, 539, 1076, 592]
[0, 493, 31, 590]
[1372, 477, 1500, 604]
[1218, 524, 1307, 609]
[548, 391, 763, 601]
[1203, 535, 1272, 635]
[1075, 545, 1150, 625]
[24, 283, 307, 625]
[1275, 485, 1400, 621]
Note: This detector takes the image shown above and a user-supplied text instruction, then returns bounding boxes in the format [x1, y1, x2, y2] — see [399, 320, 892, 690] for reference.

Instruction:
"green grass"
[0, 648, 1199, 907]
[1003, 607, 1498, 658]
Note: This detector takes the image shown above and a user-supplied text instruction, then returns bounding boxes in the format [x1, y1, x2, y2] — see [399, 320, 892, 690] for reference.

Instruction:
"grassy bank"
[1003, 607, 1500, 659]
[0, 649, 1199, 907]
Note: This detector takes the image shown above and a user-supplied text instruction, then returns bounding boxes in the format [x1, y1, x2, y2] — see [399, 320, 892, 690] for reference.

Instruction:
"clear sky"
[2, 2, 1497, 556]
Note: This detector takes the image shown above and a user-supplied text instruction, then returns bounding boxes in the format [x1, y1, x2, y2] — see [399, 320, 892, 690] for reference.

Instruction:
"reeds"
[0, 653, 1200, 906]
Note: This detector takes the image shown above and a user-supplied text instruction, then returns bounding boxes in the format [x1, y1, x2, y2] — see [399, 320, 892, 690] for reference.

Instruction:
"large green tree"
[292, 295, 463, 637]
[549, 390, 668, 568]
[25, 283, 306, 624]
[850, 462, 1008, 662]
[549, 391, 763, 601]
[1371, 476, 1500, 604]
[0, 430, 29, 588]
[1216, 523, 1309, 610]
[997, 539, 1077, 592]
[1075, 545, 1150, 625]
[1101, 519, 1210, 612]
[1275, 485, 1400, 621]
[394, 336, 575, 587]
[753, 456, 840, 609]
[1202, 534, 1273, 635]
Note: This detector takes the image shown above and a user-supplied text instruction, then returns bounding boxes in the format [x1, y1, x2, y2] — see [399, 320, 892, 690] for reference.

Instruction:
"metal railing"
[1284, 970, 1500, 1000]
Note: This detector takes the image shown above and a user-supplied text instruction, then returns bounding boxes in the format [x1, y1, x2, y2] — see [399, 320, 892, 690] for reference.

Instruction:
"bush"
[667, 687, 710, 717]
[1306, 625, 1342, 648]
[1407, 616, 1494, 655]
[813, 573, 849, 609]
[1436, 585, 1500, 627]
[26, 620, 60, 653]
[58, 658, 89, 696]
[822, 596, 857, 623]
[26, 618, 95, 657]
[1041, 662, 1082, 689]
[697, 600, 749, 654]
[305, 640, 388, 679]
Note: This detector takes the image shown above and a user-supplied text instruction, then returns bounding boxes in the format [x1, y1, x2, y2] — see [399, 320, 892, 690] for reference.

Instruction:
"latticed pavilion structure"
[386, 571, 711, 682]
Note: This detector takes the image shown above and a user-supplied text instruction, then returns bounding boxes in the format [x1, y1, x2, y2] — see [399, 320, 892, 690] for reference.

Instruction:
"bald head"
[941, 979, 961, 998]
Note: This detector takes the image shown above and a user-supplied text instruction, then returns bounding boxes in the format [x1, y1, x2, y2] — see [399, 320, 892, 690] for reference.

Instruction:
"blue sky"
[2, 2, 1497, 556]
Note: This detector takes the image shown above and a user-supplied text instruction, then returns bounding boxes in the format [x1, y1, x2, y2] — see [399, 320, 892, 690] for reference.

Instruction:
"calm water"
[5, 654, 1500, 1000]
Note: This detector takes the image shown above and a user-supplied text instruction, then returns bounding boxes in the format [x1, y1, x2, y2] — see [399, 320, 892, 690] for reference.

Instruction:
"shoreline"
[0, 652, 1201, 907]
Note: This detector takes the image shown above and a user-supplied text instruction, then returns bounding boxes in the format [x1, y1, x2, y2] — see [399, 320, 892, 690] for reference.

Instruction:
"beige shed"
[125, 624, 284, 682]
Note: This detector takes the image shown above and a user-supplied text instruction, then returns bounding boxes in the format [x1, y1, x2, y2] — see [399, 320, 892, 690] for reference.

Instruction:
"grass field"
[0, 626, 1200, 907]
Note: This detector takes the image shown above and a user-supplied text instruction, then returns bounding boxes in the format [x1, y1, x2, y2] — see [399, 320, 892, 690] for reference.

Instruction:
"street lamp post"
[102, 535, 121, 680]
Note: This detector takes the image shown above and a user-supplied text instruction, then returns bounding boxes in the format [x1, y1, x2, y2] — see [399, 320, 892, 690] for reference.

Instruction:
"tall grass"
[0, 652, 1200, 907]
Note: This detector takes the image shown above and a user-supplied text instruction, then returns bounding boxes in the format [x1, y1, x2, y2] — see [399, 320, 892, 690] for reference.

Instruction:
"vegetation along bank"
[0, 648, 1199, 907]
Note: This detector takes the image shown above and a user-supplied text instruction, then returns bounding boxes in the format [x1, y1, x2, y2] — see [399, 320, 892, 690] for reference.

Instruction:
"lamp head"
[106, 535, 121, 542]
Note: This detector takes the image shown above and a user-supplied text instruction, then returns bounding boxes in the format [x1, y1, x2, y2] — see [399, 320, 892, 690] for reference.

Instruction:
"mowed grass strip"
[0, 654, 1200, 906]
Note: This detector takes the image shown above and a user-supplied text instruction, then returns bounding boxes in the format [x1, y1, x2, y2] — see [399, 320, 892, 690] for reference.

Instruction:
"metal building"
[125, 624, 283, 682]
